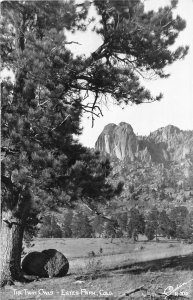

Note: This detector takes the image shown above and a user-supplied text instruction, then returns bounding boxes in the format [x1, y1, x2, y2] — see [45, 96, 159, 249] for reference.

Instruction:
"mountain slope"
[95, 123, 193, 211]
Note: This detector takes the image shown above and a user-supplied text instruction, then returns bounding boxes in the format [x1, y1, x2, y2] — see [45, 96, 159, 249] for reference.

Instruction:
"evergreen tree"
[169, 206, 189, 239]
[158, 210, 170, 237]
[145, 207, 159, 241]
[145, 224, 155, 241]
[91, 215, 105, 237]
[127, 208, 145, 241]
[71, 212, 93, 238]
[103, 220, 118, 242]
[1, 0, 90, 285]
[183, 210, 193, 241]
[61, 210, 73, 238]
[167, 219, 177, 239]
[116, 212, 128, 233]
[39, 214, 62, 238]
[68, 151, 120, 211]
[169, 206, 188, 239]
[1, 0, 188, 285]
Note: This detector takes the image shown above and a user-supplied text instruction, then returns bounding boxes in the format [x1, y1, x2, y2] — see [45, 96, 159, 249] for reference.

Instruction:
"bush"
[76, 252, 102, 280]
[85, 257, 102, 279]
[88, 251, 96, 258]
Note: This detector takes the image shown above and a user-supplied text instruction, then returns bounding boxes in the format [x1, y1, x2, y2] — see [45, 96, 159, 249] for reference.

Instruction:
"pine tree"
[104, 220, 118, 242]
[145, 224, 155, 241]
[116, 212, 128, 233]
[158, 210, 170, 237]
[169, 206, 189, 240]
[183, 210, 193, 241]
[1, 1, 90, 285]
[39, 214, 62, 238]
[61, 210, 73, 238]
[91, 215, 105, 237]
[127, 208, 145, 241]
[71, 212, 93, 238]
[1, 0, 188, 285]
[145, 207, 159, 241]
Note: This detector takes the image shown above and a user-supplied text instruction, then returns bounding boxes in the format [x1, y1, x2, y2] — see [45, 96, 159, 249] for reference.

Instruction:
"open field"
[1, 238, 193, 300]
[29, 237, 193, 273]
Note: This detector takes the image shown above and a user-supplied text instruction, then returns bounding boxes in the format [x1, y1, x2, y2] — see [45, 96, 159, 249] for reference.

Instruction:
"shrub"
[88, 251, 95, 258]
[85, 256, 102, 279]
[76, 252, 102, 280]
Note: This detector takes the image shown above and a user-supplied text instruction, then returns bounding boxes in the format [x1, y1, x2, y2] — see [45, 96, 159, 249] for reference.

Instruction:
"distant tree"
[158, 210, 170, 237]
[159, 190, 166, 202]
[39, 215, 62, 238]
[158, 209, 177, 239]
[116, 212, 128, 233]
[127, 208, 145, 241]
[167, 220, 177, 239]
[103, 220, 118, 242]
[169, 206, 189, 240]
[182, 195, 187, 203]
[145, 224, 155, 241]
[61, 210, 73, 238]
[91, 215, 105, 237]
[182, 210, 193, 240]
[129, 185, 135, 194]
[145, 207, 159, 241]
[71, 212, 93, 238]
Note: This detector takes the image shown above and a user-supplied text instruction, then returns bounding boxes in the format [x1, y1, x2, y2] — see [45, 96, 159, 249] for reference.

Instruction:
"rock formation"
[95, 122, 137, 161]
[95, 122, 193, 164]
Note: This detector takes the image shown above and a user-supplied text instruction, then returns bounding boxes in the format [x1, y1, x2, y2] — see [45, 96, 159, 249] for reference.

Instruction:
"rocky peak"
[102, 123, 117, 133]
[95, 122, 193, 163]
[95, 122, 137, 161]
[149, 125, 181, 144]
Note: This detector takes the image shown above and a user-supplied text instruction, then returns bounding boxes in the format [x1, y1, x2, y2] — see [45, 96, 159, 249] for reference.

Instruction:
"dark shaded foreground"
[102, 253, 193, 276]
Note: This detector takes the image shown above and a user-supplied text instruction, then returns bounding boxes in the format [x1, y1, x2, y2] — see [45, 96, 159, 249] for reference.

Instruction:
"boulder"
[22, 249, 69, 278]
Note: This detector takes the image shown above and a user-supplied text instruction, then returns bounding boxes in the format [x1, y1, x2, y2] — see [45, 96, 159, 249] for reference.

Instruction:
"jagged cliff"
[95, 123, 137, 161]
[95, 122, 193, 164]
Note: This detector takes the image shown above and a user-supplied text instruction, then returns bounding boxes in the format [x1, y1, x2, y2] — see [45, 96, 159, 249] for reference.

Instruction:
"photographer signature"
[164, 279, 193, 298]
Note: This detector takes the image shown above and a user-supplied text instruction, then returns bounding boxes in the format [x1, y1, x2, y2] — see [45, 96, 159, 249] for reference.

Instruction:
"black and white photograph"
[1, 0, 193, 299]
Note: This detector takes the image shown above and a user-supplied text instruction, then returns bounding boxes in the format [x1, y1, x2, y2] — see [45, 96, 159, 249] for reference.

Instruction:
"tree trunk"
[155, 228, 158, 242]
[0, 210, 24, 287]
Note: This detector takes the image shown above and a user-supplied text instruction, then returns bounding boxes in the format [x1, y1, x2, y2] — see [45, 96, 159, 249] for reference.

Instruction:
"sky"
[67, 0, 193, 147]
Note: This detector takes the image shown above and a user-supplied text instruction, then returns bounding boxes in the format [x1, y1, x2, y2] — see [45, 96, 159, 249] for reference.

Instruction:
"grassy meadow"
[1, 237, 193, 299]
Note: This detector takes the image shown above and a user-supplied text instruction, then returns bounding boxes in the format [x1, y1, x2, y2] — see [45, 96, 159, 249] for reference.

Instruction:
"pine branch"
[3, 218, 23, 228]
[92, 91, 99, 127]
[63, 41, 82, 45]
[1, 147, 19, 155]
[1, 175, 14, 190]
[51, 114, 71, 132]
